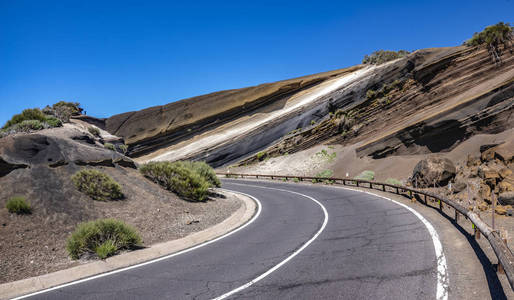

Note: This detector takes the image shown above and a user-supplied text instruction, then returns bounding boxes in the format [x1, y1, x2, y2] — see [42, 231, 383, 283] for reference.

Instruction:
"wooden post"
[271, 176, 274, 179]
[498, 237, 507, 274]
[473, 223, 481, 239]
[455, 210, 459, 222]
[356, 181, 359, 187]
[396, 187, 399, 194]
[439, 199, 442, 210]
[382, 184, 386, 192]
[423, 194, 427, 205]
[343, 179, 346, 185]
[492, 191, 496, 230]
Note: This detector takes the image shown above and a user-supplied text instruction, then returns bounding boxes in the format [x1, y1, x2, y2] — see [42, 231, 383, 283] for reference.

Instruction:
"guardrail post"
[423, 194, 427, 205]
[455, 210, 459, 223]
[473, 223, 481, 239]
[356, 181, 359, 187]
[382, 184, 386, 192]
[498, 237, 507, 274]
[395, 187, 399, 194]
[409, 191, 412, 198]
[271, 176, 274, 179]
[343, 179, 346, 185]
[439, 199, 442, 210]
[256, 175, 259, 179]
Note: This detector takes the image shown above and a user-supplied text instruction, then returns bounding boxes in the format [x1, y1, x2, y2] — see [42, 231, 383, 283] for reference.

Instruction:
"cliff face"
[236, 46, 514, 166]
[101, 45, 512, 168]
[105, 67, 359, 158]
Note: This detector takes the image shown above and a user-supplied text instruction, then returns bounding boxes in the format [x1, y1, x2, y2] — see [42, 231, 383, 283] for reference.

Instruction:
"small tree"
[465, 22, 513, 64]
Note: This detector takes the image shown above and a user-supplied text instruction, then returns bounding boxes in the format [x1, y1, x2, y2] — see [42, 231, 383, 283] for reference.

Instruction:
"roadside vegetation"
[6, 196, 32, 215]
[140, 160, 219, 202]
[72, 169, 124, 201]
[354, 170, 375, 181]
[313, 169, 334, 183]
[66, 218, 141, 259]
[315, 149, 337, 162]
[362, 50, 410, 65]
[385, 178, 402, 185]
[1, 101, 82, 137]
[464, 22, 513, 64]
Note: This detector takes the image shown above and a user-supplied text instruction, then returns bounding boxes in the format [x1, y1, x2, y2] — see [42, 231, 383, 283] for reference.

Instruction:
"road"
[21, 179, 445, 299]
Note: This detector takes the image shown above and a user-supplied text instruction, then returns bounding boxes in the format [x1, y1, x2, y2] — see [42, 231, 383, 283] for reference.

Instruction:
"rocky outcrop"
[410, 157, 456, 188]
[0, 126, 137, 175]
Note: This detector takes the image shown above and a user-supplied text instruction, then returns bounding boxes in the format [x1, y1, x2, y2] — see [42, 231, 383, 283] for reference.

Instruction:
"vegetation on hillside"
[465, 22, 513, 64]
[72, 169, 124, 201]
[66, 218, 141, 259]
[362, 50, 410, 65]
[140, 161, 218, 202]
[6, 196, 32, 215]
[1, 101, 82, 136]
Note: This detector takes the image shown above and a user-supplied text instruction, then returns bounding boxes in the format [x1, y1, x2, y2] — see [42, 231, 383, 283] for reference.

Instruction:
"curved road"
[21, 179, 445, 299]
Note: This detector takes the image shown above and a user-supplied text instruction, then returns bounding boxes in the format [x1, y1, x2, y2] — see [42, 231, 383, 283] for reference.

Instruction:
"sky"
[1, 0, 513, 125]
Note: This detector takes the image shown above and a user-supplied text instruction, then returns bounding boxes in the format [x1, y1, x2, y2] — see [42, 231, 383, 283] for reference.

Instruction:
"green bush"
[52, 101, 83, 115]
[354, 170, 375, 181]
[119, 144, 128, 154]
[2, 108, 47, 129]
[104, 143, 115, 151]
[256, 151, 268, 161]
[362, 50, 410, 65]
[15, 120, 44, 131]
[88, 126, 100, 137]
[66, 218, 141, 260]
[44, 116, 63, 127]
[6, 196, 32, 214]
[385, 178, 402, 185]
[180, 161, 221, 188]
[313, 169, 334, 183]
[72, 169, 123, 201]
[140, 161, 211, 201]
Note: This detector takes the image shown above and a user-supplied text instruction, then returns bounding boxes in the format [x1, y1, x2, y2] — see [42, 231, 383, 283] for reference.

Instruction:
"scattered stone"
[479, 184, 492, 203]
[186, 220, 200, 225]
[466, 154, 480, 167]
[499, 181, 513, 193]
[478, 166, 500, 180]
[478, 202, 489, 211]
[452, 181, 467, 194]
[499, 168, 513, 179]
[498, 191, 514, 206]
[495, 205, 508, 215]
[411, 157, 456, 188]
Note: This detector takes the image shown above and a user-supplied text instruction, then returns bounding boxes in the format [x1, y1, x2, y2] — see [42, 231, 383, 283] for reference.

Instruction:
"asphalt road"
[23, 179, 442, 299]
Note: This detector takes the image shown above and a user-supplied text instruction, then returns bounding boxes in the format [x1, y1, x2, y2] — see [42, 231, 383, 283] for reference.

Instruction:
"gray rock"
[411, 157, 456, 188]
[498, 191, 514, 206]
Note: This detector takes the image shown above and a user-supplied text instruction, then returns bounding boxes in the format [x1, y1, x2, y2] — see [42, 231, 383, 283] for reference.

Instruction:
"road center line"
[213, 183, 329, 300]
[12, 189, 262, 300]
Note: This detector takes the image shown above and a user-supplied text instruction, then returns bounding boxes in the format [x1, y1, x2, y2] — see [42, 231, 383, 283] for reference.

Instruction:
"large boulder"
[411, 157, 456, 188]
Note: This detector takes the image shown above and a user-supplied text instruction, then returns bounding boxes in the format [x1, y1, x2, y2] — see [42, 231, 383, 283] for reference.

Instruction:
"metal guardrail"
[218, 172, 514, 291]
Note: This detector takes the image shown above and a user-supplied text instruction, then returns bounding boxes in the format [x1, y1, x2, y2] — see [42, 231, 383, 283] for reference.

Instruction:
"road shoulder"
[1, 190, 256, 300]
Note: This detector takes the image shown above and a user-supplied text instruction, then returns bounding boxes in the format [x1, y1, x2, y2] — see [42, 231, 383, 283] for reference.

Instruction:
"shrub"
[2, 108, 47, 129]
[139, 161, 211, 201]
[44, 116, 63, 127]
[66, 218, 141, 260]
[119, 144, 128, 154]
[15, 120, 44, 131]
[104, 143, 115, 151]
[6, 196, 32, 214]
[354, 170, 375, 181]
[256, 151, 268, 161]
[182, 161, 221, 188]
[88, 126, 100, 137]
[385, 178, 402, 186]
[310, 120, 316, 126]
[72, 169, 123, 201]
[292, 177, 300, 183]
[313, 169, 334, 183]
[362, 50, 410, 65]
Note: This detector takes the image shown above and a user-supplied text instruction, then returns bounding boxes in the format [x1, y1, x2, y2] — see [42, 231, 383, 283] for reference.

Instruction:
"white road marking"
[212, 183, 329, 300]
[330, 185, 449, 300]
[12, 190, 262, 300]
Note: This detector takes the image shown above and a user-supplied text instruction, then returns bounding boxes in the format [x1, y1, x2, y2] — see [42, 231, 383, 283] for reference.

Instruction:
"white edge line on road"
[331, 185, 449, 300]
[212, 183, 329, 300]
[12, 189, 262, 300]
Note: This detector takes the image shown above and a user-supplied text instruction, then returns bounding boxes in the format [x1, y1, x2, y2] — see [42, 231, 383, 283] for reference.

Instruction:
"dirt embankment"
[0, 123, 241, 284]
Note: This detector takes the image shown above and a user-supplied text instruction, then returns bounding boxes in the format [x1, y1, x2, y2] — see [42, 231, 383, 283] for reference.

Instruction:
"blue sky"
[1, 0, 513, 125]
